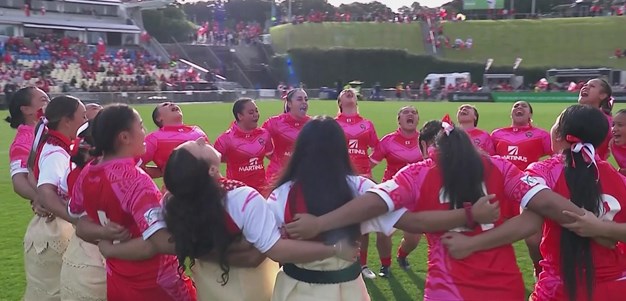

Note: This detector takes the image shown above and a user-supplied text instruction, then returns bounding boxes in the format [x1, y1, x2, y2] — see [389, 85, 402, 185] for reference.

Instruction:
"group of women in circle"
[7, 77, 626, 301]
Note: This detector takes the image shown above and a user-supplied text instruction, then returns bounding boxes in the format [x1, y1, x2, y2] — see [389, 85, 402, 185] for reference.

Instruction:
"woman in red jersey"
[93, 139, 359, 301]
[611, 109, 626, 175]
[456, 104, 495, 155]
[284, 115, 589, 301]
[491, 100, 552, 277]
[335, 89, 380, 279]
[215, 98, 273, 195]
[578, 78, 613, 160]
[443, 104, 626, 301]
[70, 104, 197, 301]
[262, 88, 310, 183]
[369, 106, 422, 275]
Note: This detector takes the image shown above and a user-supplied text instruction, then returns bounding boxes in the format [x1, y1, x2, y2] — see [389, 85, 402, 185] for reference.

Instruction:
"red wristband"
[463, 202, 476, 228]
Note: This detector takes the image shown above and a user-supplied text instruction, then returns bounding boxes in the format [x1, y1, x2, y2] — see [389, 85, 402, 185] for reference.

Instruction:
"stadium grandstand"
[0, 0, 221, 97]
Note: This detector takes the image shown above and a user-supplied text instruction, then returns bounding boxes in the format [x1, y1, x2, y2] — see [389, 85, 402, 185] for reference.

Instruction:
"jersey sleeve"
[229, 187, 280, 253]
[484, 134, 496, 156]
[347, 175, 376, 195]
[369, 136, 387, 164]
[198, 127, 211, 144]
[263, 131, 275, 156]
[542, 131, 553, 156]
[9, 142, 30, 177]
[368, 122, 379, 149]
[213, 133, 229, 163]
[37, 150, 70, 187]
[367, 163, 426, 212]
[68, 171, 87, 218]
[261, 118, 274, 135]
[492, 157, 550, 209]
[125, 174, 166, 240]
[140, 133, 158, 165]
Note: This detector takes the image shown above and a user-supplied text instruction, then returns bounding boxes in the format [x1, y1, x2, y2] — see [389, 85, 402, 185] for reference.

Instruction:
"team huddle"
[6, 78, 626, 301]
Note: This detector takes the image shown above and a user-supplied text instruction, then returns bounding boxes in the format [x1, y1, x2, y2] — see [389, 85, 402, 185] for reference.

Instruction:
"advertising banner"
[492, 92, 578, 103]
[449, 92, 494, 102]
[463, 0, 505, 10]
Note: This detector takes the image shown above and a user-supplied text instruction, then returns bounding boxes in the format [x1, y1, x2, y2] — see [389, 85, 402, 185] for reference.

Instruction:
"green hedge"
[269, 48, 547, 88]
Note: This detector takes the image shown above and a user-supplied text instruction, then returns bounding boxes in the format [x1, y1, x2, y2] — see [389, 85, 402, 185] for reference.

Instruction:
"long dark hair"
[5, 87, 37, 129]
[418, 120, 442, 154]
[91, 104, 137, 157]
[596, 78, 613, 115]
[557, 104, 608, 301]
[162, 148, 239, 285]
[435, 120, 485, 210]
[27, 95, 81, 169]
[275, 115, 360, 243]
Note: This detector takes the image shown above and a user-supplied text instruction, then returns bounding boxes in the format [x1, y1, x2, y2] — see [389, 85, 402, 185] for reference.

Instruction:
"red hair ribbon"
[565, 134, 599, 180]
[441, 114, 454, 136]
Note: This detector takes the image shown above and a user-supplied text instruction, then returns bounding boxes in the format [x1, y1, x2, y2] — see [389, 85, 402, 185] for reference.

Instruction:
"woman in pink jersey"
[7, 87, 49, 214]
[611, 109, 626, 175]
[215, 98, 273, 195]
[369, 106, 422, 275]
[92, 139, 358, 301]
[578, 78, 613, 160]
[335, 89, 380, 279]
[491, 100, 552, 277]
[262, 88, 310, 183]
[443, 104, 626, 301]
[456, 104, 495, 155]
[142, 101, 210, 178]
[284, 116, 591, 301]
[6, 87, 60, 301]
[70, 104, 197, 301]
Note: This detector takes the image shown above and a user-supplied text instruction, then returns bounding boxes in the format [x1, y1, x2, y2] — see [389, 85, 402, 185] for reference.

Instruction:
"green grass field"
[271, 18, 626, 69]
[1, 100, 624, 301]
[442, 17, 626, 69]
[269, 23, 426, 55]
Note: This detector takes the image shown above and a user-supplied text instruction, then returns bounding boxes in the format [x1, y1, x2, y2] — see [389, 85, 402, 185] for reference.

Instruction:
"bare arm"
[37, 184, 77, 224]
[75, 216, 130, 245]
[442, 210, 544, 260]
[395, 210, 470, 233]
[11, 173, 37, 201]
[142, 166, 163, 179]
[526, 189, 585, 224]
[264, 239, 350, 263]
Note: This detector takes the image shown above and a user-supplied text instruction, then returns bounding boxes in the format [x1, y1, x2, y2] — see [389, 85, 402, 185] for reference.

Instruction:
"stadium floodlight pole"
[531, 0, 536, 15]
[287, 0, 292, 50]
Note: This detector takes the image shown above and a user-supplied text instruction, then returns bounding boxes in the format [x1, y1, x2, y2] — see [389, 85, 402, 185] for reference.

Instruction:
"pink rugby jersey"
[262, 113, 310, 182]
[369, 129, 422, 182]
[9, 124, 35, 178]
[141, 125, 209, 171]
[466, 127, 496, 155]
[491, 125, 552, 170]
[367, 156, 548, 301]
[526, 156, 626, 301]
[68, 158, 196, 301]
[611, 141, 626, 169]
[335, 113, 379, 178]
[214, 123, 274, 193]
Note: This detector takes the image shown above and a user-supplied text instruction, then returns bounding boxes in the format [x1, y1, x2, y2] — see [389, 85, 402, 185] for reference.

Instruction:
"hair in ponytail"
[557, 104, 608, 301]
[435, 117, 485, 210]
[5, 87, 37, 129]
[418, 120, 442, 154]
[91, 103, 137, 157]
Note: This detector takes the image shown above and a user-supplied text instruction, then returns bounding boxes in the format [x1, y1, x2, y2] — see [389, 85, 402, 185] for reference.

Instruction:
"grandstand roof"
[0, 10, 141, 33]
